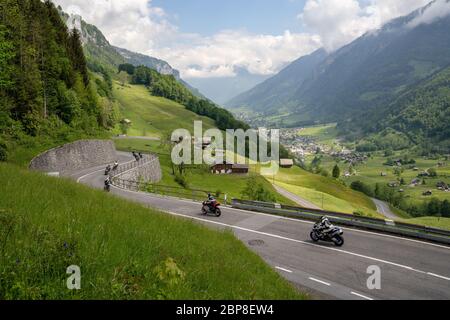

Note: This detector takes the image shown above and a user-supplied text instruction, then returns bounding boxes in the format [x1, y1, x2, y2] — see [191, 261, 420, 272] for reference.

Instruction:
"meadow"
[113, 83, 216, 138]
[263, 166, 381, 218]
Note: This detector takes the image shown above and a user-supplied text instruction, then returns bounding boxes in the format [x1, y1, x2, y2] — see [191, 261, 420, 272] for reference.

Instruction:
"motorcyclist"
[104, 176, 111, 191]
[206, 193, 217, 210]
[105, 164, 112, 175]
[317, 216, 334, 235]
[113, 161, 119, 170]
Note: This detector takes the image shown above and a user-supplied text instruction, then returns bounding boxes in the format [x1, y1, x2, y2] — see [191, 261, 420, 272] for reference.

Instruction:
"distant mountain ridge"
[61, 10, 204, 98]
[114, 46, 181, 79]
[227, 0, 450, 149]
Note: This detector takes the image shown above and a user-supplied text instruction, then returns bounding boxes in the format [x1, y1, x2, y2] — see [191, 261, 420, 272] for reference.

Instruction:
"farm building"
[280, 159, 294, 168]
[211, 162, 249, 175]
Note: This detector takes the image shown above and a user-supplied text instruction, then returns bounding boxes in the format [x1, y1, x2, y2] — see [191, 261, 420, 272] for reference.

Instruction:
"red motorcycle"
[202, 200, 222, 217]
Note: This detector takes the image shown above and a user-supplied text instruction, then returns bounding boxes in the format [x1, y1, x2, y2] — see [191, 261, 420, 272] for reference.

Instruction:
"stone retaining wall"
[29, 140, 117, 176]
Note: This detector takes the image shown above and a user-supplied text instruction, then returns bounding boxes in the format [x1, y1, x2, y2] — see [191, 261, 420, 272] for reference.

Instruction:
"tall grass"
[0, 163, 305, 300]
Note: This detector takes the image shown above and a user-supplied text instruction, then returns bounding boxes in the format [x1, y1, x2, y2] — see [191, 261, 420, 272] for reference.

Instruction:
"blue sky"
[152, 0, 308, 36]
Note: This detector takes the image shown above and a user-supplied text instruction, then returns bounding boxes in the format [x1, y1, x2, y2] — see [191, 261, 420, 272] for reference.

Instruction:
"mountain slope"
[227, 49, 327, 114]
[61, 11, 204, 98]
[64, 13, 125, 73]
[114, 46, 180, 79]
[228, 0, 450, 139]
[344, 65, 450, 152]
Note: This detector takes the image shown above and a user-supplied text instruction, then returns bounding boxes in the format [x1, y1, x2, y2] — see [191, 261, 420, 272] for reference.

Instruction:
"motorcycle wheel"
[310, 231, 319, 242]
[333, 235, 344, 247]
[215, 208, 222, 217]
[201, 206, 208, 215]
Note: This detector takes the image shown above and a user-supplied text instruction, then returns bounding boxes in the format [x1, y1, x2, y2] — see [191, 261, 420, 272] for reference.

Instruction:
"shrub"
[332, 164, 341, 179]
[174, 174, 189, 188]
[0, 140, 7, 162]
[350, 181, 374, 197]
[241, 176, 276, 203]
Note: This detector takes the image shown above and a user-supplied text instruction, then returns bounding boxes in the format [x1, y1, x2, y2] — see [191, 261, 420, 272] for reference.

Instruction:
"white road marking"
[351, 291, 374, 300]
[427, 273, 450, 281]
[78, 167, 450, 282]
[275, 267, 293, 273]
[76, 167, 106, 183]
[308, 277, 331, 286]
[159, 207, 450, 282]
[136, 192, 450, 251]
[76, 159, 136, 183]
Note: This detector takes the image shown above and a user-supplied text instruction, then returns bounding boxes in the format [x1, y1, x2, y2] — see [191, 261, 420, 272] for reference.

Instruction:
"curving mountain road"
[72, 153, 450, 300]
[372, 198, 398, 220]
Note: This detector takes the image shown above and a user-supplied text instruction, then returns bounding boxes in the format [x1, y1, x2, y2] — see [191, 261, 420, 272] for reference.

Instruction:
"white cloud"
[300, 0, 431, 51]
[54, 0, 436, 79]
[53, 0, 322, 79]
[155, 30, 322, 78]
[408, 0, 450, 28]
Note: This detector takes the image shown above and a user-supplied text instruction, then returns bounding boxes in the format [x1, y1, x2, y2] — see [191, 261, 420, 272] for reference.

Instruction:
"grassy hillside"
[0, 163, 305, 300]
[265, 167, 380, 217]
[113, 83, 216, 138]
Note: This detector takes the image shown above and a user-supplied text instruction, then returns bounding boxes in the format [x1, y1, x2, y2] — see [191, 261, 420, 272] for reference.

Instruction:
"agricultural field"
[298, 123, 340, 148]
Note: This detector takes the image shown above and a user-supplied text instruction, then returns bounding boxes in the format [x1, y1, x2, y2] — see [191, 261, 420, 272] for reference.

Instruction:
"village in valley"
[279, 125, 450, 201]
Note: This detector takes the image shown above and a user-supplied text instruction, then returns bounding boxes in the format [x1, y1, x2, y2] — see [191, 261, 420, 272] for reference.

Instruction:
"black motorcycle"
[105, 166, 112, 176]
[201, 201, 222, 217]
[310, 223, 344, 247]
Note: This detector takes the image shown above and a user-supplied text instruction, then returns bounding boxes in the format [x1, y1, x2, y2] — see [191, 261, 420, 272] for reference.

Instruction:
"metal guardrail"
[109, 156, 228, 203]
[108, 154, 154, 178]
[231, 199, 450, 245]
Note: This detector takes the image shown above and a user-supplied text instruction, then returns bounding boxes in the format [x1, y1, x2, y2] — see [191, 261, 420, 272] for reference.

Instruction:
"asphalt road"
[372, 198, 399, 220]
[73, 153, 450, 300]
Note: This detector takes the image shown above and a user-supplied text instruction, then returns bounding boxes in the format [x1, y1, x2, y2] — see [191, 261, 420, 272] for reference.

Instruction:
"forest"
[0, 0, 117, 162]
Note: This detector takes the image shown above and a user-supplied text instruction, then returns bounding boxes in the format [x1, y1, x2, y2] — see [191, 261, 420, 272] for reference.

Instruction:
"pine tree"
[68, 28, 89, 86]
[332, 164, 341, 179]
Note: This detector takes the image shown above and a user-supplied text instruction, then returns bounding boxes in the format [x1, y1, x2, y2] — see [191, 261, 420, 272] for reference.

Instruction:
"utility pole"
[322, 193, 324, 210]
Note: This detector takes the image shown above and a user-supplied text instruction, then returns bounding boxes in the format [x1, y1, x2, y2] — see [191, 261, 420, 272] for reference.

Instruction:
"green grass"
[5, 128, 111, 168]
[0, 163, 305, 300]
[401, 216, 450, 230]
[298, 123, 339, 148]
[113, 83, 216, 138]
[265, 166, 380, 217]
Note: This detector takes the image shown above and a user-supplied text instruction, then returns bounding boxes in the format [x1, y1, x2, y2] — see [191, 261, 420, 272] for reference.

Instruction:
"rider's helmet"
[321, 216, 329, 224]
